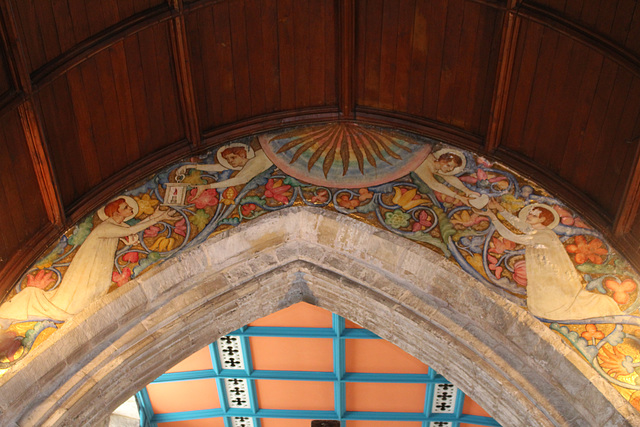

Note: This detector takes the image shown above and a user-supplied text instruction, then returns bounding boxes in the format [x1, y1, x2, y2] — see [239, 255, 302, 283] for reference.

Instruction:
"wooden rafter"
[0, 0, 63, 226]
[339, 0, 355, 119]
[485, 0, 521, 152]
[169, 0, 201, 148]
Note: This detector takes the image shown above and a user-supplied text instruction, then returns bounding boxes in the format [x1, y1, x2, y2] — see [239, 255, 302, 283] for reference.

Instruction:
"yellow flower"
[221, 187, 238, 206]
[134, 193, 159, 216]
[392, 187, 428, 210]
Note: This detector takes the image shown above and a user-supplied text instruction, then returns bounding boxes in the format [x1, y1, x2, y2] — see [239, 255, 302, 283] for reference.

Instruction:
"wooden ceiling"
[0, 0, 639, 295]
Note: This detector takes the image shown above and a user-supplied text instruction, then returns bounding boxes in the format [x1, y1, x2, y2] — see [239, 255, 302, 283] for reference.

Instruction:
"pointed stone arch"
[0, 208, 636, 426]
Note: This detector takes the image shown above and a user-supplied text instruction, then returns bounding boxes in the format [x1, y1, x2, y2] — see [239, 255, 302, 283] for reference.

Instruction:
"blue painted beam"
[225, 326, 379, 339]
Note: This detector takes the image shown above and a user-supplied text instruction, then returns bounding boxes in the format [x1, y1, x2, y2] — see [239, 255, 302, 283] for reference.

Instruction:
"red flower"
[265, 179, 291, 204]
[488, 254, 502, 279]
[121, 252, 139, 264]
[144, 225, 160, 238]
[241, 203, 257, 217]
[173, 218, 187, 237]
[553, 206, 588, 228]
[187, 188, 219, 209]
[512, 260, 527, 287]
[26, 269, 56, 290]
[337, 194, 360, 209]
[435, 191, 463, 207]
[112, 268, 132, 287]
[489, 236, 516, 255]
[0, 330, 21, 362]
[358, 188, 373, 201]
[604, 278, 637, 305]
[411, 210, 433, 232]
[566, 235, 608, 264]
[311, 189, 329, 204]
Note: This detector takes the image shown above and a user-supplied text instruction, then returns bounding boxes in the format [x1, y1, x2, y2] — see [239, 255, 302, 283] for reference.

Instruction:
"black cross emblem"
[222, 345, 239, 356]
[220, 336, 236, 344]
[436, 402, 451, 411]
[232, 397, 247, 406]
[437, 391, 452, 400]
[230, 386, 243, 396]
[226, 357, 240, 367]
[439, 384, 454, 390]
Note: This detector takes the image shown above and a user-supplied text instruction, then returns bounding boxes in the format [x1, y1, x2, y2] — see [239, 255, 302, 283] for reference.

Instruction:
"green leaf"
[191, 209, 211, 231]
[68, 215, 94, 246]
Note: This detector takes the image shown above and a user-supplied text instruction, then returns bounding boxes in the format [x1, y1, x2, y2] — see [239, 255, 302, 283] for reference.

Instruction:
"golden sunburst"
[269, 123, 418, 178]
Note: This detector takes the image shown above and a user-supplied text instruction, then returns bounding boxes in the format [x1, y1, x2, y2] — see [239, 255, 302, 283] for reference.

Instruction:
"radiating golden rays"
[270, 123, 418, 177]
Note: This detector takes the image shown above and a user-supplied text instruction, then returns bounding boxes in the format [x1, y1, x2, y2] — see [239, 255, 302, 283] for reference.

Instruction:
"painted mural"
[2, 122, 640, 407]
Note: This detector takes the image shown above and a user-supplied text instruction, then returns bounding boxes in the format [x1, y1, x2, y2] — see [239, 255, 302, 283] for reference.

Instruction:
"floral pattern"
[3, 126, 640, 411]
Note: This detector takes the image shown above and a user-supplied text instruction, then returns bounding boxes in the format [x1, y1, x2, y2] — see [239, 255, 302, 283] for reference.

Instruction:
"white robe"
[492, 212, 622, 320]
[0, 218, 150, 326]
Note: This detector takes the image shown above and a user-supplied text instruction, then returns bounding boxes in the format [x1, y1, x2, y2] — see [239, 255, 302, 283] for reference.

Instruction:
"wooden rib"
[169, 5, 201, 148]
[339, 0, 355, 118]
[485, 2, 520, 152]
[17, 101, 63, 225]
[31, 5, 173, 89]
[0, 0, 30, 92]
[614, 137, 640, 235]
[0, 2, 63, 225]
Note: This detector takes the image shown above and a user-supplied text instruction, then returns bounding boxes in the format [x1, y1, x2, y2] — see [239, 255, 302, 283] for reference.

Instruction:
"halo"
[432, 148, 467, 175]
[97, 195, 139, 221]
[518, 203, 560, 229]
[216, 143, 255, 170]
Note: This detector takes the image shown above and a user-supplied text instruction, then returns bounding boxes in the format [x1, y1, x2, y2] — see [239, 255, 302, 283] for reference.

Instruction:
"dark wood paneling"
[502, 18, 640, 219]
[0, 109, 50, 271]
[0, 39, 12, 98]
[186, 0, 339, 132]
[355, 0, 502, 138]
[10, 0, 166, 73]
[35, 23, 184, 210]
[526, 0, 640, 61]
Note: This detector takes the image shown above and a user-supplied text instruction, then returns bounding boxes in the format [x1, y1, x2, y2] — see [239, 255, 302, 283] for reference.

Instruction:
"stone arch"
[0, 208, 636, 426]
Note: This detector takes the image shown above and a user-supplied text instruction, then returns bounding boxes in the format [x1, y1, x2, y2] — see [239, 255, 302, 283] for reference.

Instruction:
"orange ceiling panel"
[344, 319, 363, 329]
[345, 383, 426, 413]
[255, 379, 335, 410]
[166, 347, 214, 373]
[158, 419, 225, 427]
[261, 419, 316, 427]
[346, 421, 422, 427]
[147, 379, 220, 414]
[250, 337, 334, 371]
[463, 394, 492, 418]
[345, 339, 429, 374]
[249, 302, 333, 327]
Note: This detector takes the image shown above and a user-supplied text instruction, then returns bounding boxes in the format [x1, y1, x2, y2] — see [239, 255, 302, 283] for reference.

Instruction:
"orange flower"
[599, 345, 634, 378]
[604, 278, 637, 305]
[581, 324, 605, 341]
[566, 235, 608, 264]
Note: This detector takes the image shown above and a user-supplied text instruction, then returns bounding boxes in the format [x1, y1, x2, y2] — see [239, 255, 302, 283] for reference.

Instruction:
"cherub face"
[438, 159, 458, 173]
[223, 152, 248, 168]
[526, 208, 544, 225]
